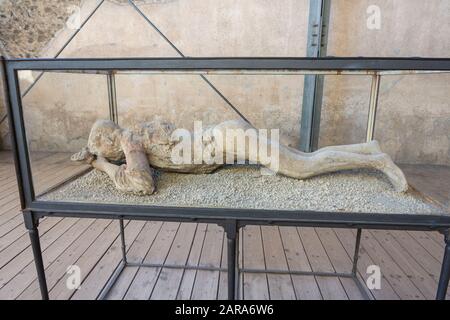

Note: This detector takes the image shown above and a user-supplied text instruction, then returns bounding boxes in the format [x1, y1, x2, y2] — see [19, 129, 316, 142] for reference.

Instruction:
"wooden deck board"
[48, 219, 133, 299]
[358, 230, 425, 299]
[370, 229, 440, 300]
[124, 222, 180, 300]
[151, 223, 198, 300]
[279, 226, 323, 300]
[176, 223, 207, 300]
[71, 220, 146, 300]
[242, 226, 270, 300]
[18, 219, 113, 300]
[191, 224, 224, 300]
[261, 226, 297, 299]
[333, 228, 400, 300]
[106, 221, 163, 300]
[298, 227, 349, 300]
[0, 151, 449, 300]
[0, 218, 94, 300]
[315, 228, 366, 300]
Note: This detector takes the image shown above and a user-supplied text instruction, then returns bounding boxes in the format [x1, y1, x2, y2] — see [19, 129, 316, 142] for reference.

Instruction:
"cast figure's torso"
[131, 120, 221, 173]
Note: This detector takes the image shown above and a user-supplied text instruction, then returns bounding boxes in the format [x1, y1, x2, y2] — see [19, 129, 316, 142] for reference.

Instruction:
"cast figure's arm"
[72, 126, 156, 195]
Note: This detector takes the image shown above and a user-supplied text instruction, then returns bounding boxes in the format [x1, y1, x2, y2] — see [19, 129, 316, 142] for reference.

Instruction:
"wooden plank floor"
[0, 150, 449, 300]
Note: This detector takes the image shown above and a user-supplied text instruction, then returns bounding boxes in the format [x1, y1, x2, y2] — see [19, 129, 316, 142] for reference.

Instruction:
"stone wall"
[0, 0, 82, 58]
[0, 0, 449, 164]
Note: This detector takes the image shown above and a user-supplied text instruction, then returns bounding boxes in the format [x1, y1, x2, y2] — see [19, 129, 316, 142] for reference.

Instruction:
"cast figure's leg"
[310, 140, 383, 156]
[278, 139, 407, 191]
[277, 140, 382, 159]
[213, 119, 408, 192]
[277, 147, 408, 192]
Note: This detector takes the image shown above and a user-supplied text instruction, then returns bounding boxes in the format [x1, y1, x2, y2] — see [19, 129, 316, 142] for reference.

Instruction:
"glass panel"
[319, 75, 372, 147]
[15, 69, 447, 217]
[328, 1, 448, 57]
[19, 71, 109, 197]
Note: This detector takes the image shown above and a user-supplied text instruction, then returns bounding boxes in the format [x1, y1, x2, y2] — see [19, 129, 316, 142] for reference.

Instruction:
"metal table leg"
[119, 218, 127, 264]
[436, 231, 450, 300]
[352, 228, 362, 276]
[224, 220, 238, 300]
[227, 236, 236, 300]
[24, 213, 49, 300]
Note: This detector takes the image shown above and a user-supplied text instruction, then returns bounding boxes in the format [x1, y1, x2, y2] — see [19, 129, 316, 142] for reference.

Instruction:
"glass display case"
[2, 56, 450, 300]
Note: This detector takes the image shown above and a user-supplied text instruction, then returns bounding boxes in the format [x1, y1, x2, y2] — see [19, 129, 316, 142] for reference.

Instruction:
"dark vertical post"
[119, 218, 127, 264]
[23, 212, 49, 300]
[300, 0, 331, 152]
[366, 74, 381, 142]
[3, 58, 47, 298]
[107, 72, 118, 124]
[224, 220, 238, 300]
[436, 232, 450, 300]
[235, 227, 240, 299]
[352, 228, 362, 275]
[2, 58, 35, 207]
[227, 237, 236, 300]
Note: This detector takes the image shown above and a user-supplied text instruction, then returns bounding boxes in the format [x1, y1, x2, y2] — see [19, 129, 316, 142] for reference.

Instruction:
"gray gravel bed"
[40, 166, 445, 215]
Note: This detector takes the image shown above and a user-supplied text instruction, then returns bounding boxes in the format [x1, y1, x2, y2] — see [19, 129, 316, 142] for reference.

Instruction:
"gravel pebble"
[40, 166, 446, 215]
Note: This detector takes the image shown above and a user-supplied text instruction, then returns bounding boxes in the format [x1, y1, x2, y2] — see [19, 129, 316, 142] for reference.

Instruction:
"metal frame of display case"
[2, 56, 450, 300]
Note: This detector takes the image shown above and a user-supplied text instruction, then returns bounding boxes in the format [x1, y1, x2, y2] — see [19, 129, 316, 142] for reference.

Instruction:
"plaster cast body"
[71, 119, 408, 195]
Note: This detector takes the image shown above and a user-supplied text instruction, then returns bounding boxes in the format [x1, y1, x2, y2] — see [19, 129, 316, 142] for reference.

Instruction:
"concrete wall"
[321, 0, 450, 164]
[0, 0, 449, 164]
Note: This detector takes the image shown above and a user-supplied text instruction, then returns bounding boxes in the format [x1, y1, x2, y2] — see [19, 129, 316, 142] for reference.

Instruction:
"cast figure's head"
[87, 120, 125, 161]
